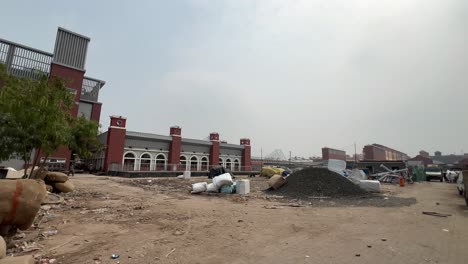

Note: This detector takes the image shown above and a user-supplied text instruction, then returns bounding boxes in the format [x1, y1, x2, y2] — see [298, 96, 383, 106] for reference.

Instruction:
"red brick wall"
[91, 103, 102, 123]
[39, 63, 85, 165]
[408, 155, 433, 166]
[242, 146, 251, 170]
[168, 127, 182, 170]
[210, 141, 220, 166]
[49, 63, 85, 118]
[240, 139, 251, 170]
[168, 137, 181, 169]
[104, 117, 126, 171]
[322, 147, 346, 161]
[110, 117, 126, 127]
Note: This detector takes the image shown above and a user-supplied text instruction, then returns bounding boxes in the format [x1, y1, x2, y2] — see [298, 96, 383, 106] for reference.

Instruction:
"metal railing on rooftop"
[0, 38, 52, 80]
[81, 76, 105, 102]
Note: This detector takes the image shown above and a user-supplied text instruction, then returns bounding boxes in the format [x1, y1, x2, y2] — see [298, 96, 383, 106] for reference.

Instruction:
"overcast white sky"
[2, 0, 467, 158]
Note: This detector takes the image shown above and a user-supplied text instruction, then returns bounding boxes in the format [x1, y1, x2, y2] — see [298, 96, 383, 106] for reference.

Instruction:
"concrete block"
[0, 255, 34, 264]
[236, 180, 250, 195]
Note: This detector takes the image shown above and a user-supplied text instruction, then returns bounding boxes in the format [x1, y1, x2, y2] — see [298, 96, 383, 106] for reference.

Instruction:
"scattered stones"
[0, 255, 35, 264]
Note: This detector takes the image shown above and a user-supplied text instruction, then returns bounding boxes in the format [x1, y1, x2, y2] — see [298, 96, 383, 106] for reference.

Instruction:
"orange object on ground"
[399, 176, 405, 187]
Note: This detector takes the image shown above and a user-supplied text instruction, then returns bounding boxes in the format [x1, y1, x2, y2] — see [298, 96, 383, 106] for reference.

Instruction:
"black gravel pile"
[275, 167, 368, 198]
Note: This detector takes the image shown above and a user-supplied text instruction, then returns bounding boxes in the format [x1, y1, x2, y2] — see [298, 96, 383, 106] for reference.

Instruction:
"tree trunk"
[29, 148, 41, 179]
[40, 154, 49, 169]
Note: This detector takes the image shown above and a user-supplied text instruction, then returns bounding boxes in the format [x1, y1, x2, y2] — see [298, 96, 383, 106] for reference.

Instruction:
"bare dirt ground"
[11, 175, 468, 264]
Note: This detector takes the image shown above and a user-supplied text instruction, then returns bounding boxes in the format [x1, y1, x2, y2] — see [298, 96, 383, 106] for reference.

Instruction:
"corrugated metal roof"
[126, 131, 172, 141]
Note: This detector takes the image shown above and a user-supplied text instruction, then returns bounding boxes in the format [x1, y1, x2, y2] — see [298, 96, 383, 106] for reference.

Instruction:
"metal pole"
[289, 151, 291, 166]
[354, 142, 357, 168]
[261, 148, 263, 167]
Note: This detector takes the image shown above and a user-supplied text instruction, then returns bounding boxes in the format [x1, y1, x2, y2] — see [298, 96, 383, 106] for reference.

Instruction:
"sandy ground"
[9, 175, 468, 264]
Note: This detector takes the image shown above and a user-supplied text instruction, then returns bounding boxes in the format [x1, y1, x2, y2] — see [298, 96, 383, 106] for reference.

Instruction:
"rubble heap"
[275, 167, 368, 198]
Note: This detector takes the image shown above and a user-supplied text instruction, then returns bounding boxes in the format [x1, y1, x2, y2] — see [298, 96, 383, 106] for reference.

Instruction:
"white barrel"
[236, 180, 250, 195]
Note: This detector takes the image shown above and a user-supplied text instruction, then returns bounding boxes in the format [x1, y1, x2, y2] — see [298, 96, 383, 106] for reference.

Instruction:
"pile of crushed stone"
[274, 167, 368, 198]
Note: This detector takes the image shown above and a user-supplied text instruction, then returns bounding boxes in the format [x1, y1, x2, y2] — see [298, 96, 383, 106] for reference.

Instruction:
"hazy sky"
[2, 0, 467, 158]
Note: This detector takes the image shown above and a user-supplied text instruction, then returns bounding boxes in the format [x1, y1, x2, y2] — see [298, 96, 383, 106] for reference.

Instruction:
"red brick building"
[92, 116, 252, 173]
[322, 147, 346, 161]
[363, 144, 409, 161]
[0, 28, 105, 169]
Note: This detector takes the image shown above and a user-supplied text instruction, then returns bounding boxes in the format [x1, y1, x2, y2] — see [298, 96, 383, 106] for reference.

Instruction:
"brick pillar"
[91, 103, 102, 123]
[209, 132, 220, 167]
[168, 126, 182, 171]
[240, 138, 251, 171]
[104, 116, 126, 171]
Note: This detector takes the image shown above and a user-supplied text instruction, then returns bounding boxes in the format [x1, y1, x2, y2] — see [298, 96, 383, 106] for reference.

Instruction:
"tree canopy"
[0, 64, 102, 176]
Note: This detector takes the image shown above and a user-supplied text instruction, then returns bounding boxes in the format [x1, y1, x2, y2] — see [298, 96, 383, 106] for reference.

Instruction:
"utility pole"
[354, 142, 357, 168]
[289, 151, 292, 166]
[261, 148, 263, 167]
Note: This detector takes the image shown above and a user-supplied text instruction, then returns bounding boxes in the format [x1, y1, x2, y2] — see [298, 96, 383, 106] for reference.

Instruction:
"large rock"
[0, 236, 5, 259]
[30, 167, 48, 180]
[54, 181, 75, 193]
[45, 172, 68, 183]
[0, 255, 34, 264]
[0, 179, 47, 230]
[45, 185, 54, 192]
[268, 175, 286, 190]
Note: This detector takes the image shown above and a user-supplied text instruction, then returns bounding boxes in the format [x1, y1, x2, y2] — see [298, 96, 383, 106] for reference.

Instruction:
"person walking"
[68, 159, 75, 176]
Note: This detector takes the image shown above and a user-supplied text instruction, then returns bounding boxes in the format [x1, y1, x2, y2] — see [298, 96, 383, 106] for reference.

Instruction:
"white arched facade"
[122, 149, 168, 171]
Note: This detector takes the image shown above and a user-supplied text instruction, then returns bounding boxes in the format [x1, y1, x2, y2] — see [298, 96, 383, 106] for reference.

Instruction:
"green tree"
[0, 65, 74, 177]
[68, 116, 103, 160]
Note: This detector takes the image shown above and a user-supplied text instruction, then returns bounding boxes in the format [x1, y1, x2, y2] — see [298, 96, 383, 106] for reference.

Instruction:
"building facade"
[91, 116, 252, 172]
[322, 147, 346, 161]
[363, 144, 409, 161]
[0, 28, 105, 169]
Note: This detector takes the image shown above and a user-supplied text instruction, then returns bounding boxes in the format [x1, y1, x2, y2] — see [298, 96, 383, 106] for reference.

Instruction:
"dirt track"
[17, 175, 468, 264]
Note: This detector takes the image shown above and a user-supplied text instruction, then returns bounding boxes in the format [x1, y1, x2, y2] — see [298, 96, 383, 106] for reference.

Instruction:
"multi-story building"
[0, 28, 253, 173]
[363, 144, 409, 161]
[0, 27, 105, 169]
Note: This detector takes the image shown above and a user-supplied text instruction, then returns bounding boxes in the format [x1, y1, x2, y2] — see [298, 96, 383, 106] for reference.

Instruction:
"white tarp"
[357, 180, 381, 193]
[191, 182, 207, 193]
[325, 159, 346, 176]
[212, 173, 233, 188]
[348, 169, 367, 182]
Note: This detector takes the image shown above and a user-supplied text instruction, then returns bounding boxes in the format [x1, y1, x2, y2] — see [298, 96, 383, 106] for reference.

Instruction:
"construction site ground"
[21, 175, 468, 264]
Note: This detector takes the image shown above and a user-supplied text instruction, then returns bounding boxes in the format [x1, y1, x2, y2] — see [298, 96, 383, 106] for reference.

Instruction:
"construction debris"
[422, 212, 452, 217]
[0, 255, 34, 264]
[273, 167, 368, 199]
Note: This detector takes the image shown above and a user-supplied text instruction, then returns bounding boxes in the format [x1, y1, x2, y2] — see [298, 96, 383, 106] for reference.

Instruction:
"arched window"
[180, 156, 187, 170]
[124, 152, 136, 171]
[234, 159, 240, 171]
[219, 158, 224, 167]
[190, 156, 198, 171]
[155, 154, 166, 171]
[201, 157, 208, 171]
[225, 158, 232, 171]
[140, 153, 151, 171]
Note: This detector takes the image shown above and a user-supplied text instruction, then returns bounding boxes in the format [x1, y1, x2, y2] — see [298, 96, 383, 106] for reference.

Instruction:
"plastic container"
[236, 180, 250, 195]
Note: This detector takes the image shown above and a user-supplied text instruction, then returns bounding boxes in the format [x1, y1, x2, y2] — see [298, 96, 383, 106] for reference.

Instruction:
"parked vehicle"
[457, 171, 468, 206]
[425, 166, 443, 182]
[457, 172, 464, 196]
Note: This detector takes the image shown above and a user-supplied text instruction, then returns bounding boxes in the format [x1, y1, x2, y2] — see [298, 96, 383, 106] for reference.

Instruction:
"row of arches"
[122, 152, 241, 171]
